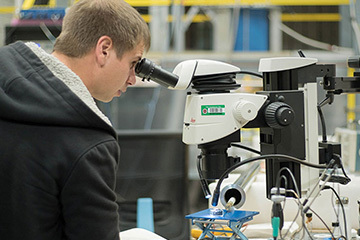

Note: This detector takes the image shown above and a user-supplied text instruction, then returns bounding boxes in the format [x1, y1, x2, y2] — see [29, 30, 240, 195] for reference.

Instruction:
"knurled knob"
[233, 100, 257, 123]
[265, 102, 294, 129]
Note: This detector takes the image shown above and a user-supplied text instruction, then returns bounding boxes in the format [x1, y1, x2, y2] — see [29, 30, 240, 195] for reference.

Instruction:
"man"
[0, 0, 150, 239]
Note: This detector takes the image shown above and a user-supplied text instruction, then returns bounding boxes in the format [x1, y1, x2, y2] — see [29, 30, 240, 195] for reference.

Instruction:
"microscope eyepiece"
[135, 58, 179, 88]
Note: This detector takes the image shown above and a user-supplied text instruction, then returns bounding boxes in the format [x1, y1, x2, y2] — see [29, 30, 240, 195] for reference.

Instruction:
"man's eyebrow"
[131, 56, 141, 63]
[133, 53, 142, 59]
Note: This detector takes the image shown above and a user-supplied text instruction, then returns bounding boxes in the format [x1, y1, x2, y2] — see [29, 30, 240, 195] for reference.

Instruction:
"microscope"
[135, 55, 358, 239]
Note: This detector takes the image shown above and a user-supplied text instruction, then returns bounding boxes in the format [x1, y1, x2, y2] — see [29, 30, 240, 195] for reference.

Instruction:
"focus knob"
[265, 102, 294, 129]
[233, 100, 257, 123]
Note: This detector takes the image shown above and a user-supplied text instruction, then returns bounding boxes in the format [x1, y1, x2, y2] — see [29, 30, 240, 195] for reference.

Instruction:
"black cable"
[340, 164, 351, 182]
[337, 155, 351, 182]
[317, 93, 334, 143]
[238, 71, 263, 79]
[197, 155, 212, 199]
[317, 105, 327, 143]
[332, 154, 352, 185]
[230, 143, 261, 155]
[211, 154, 328, 206]
[322, 185, 348, 239]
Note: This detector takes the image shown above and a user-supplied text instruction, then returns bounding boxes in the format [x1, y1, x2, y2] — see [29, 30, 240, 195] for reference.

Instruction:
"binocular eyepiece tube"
[135, 58, 179, 88]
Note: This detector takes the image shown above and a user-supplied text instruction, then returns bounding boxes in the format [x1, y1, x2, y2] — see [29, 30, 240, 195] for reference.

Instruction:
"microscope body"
[182, 57, 333, 198]
[135, 55, 355, 202]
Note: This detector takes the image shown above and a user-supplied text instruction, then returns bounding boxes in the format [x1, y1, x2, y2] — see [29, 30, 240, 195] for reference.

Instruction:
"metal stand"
[186, 208, 259, 240]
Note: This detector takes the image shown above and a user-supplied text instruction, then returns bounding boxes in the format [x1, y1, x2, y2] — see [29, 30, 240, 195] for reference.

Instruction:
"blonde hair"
[53, 0, 150, 58]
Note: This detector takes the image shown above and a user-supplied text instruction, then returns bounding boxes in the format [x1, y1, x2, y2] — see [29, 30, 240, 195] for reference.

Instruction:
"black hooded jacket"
[0, 42, 121, 240]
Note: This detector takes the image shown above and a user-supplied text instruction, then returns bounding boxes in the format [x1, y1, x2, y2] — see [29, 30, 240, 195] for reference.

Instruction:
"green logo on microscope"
[201, 105, 225, 115]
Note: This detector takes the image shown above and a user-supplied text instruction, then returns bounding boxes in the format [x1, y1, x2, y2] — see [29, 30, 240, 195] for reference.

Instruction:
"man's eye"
[130, 61, 138, 69]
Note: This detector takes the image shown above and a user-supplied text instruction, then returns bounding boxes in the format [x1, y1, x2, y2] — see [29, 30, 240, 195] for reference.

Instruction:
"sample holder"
[186, 208, 259, 240]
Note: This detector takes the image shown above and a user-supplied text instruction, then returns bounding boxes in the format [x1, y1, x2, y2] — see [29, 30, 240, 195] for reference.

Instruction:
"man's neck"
[52, 51, 96, 93]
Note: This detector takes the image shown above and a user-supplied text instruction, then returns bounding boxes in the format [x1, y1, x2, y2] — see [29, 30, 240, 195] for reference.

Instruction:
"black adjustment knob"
[265, 102, 294, 129]
[348, 56, 360, 68]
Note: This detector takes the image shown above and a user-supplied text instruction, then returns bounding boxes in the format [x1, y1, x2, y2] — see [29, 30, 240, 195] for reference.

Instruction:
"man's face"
[94, 43, 144, 102]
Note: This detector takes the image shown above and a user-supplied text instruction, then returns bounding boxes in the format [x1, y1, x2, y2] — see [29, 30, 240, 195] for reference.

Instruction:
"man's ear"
[95, 36, 113, 67]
